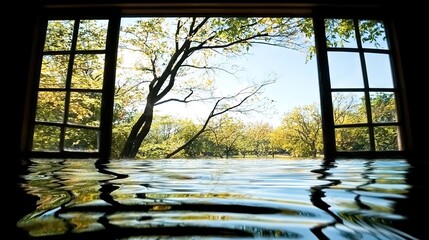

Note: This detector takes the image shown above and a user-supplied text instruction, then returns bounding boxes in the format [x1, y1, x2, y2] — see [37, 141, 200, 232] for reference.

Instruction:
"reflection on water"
[16, 158, 421, 239]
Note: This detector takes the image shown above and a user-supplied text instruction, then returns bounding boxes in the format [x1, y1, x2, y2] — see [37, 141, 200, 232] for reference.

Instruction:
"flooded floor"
[15, 158, 427, 239]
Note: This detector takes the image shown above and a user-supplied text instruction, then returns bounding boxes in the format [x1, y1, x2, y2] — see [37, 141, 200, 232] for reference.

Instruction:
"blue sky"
[156, 43, 320, 127]
[235, 44, 319, 117]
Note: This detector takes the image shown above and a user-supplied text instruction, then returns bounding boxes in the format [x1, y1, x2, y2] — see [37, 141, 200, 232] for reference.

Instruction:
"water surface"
[16, 158, 421, 239]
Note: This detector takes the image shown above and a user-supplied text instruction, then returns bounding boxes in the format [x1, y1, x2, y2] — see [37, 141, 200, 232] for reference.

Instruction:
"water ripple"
[17, 158, 420, 239]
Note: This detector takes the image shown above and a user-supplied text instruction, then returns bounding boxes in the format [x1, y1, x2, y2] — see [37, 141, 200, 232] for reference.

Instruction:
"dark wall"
[12, 2, 40, 236]
[13, 4, 37, 156]
[393, 17, 420, 159]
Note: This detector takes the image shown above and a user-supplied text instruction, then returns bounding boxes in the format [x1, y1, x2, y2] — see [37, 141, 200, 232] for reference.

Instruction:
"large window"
[23, 7, 408, 159]
[324, 19, 402, 154]
[33, 19, 108, 153]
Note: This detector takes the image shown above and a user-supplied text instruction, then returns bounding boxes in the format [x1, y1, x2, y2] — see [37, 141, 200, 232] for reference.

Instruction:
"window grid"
[325, 18, 401, 154]
[31, 17, 111, 155]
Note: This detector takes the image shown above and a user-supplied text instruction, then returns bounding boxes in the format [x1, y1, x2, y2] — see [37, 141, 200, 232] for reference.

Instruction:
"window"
[33, 19, 108, 154]
[27, 14, 120, 158]
[23, 6, 408, 159]
[322, 18, 403, 156]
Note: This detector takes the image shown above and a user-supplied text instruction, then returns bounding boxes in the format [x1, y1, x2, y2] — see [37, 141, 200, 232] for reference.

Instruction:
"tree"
[269, 127, 288, 158]
[277, 103, 322, 157]
[117, 17, 310, 158]
[370, 92, 399, 151]
[246, 122, 273, 157]
[137, 115, 184, 158]
[205, 115, 244, 158]
[173, 120, 212, 158]
[333, 93, 368, 151]
[164, 81, 272, 158]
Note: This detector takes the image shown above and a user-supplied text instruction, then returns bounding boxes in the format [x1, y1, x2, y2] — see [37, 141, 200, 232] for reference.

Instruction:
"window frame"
[21, 4, 410, 160]
[24, 10, 121, 159]
[314, 14, 408, 159]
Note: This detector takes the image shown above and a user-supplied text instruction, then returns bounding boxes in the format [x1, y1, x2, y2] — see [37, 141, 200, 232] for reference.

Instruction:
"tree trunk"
[120, 99, 155, 158]
[311, 142, 317, 158]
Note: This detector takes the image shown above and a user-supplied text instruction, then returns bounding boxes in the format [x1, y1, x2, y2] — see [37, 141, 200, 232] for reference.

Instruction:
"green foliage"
[370, 92, 396, 123]
[245, 122, 273, 157]
[276, 103, 322, 157]
[33, 19, 108, 152]
[335, 127, 370, 151]
[111, 122, 133, 158]
[325, 19, 356, 48]
[374, 126, 399, 151]
[176, 121, 212, 158]
[43, 90, 397, 157]
[32, 125, 61, 151]
[128, 115, 208, 158]
[206, 115, 245, 158]
[76, 20, 108, 50]
[39, 55, 69, 88]
[304, 18, 386, 60]
[358, 20, 386, 48]
[335, 92, 398, 151]
[371, 93, 399, 151]
[44, 20, 74, 51]
[64, 128, 99, 151]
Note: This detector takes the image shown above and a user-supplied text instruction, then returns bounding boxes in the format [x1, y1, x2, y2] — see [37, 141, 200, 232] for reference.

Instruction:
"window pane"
[35, 91, 66, 123]
[68, 92, 101, 127]
[76, 19, 108, 50]
[359, 20, 388, 49]
[39, 55, 69, 88]
[335, 127, 370, 151]
[328, 52, 363, 88]
[370, 92, 397, 123]
[332, 92, 366, 125]
[32, 125, 61, 151]
[64, 128, 99, 152]
[71, 54, 105, 89]
[44, 20, 74, 51]
[374, 126, 399, 151]
[325, 19, 357, 48]
[365, 53, 393, 88]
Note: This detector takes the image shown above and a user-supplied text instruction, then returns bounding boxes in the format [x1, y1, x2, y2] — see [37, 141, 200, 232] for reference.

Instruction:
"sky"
[155, 42, 320, 127]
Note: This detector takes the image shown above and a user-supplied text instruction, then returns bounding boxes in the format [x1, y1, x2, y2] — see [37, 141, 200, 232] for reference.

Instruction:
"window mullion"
[61, 18, 80, 152]
[99, 12, 121, 160]
[354, 19, 375, 151]
[313, 16, 336, 160]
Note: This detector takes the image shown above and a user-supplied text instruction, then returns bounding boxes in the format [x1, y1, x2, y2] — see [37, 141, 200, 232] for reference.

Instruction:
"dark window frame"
[315, 15, 406, 159]
[24, 10, 120, 159]
[21, 4, 410, 160]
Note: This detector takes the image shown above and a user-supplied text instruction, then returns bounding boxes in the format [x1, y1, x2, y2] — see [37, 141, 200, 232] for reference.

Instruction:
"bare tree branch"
[180, 64, 239, 76]
[165, 80, 275, 158]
